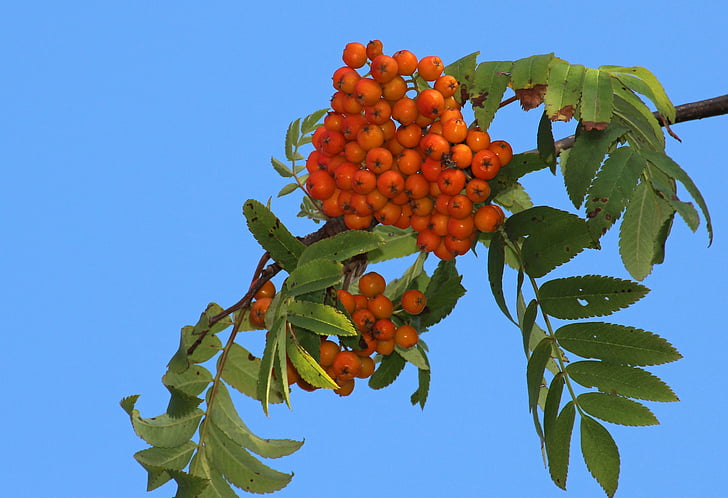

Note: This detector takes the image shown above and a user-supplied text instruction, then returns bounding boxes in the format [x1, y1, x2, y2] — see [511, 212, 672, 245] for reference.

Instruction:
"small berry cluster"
[305, 40, 509, 260]
[253, 272, 427, 397]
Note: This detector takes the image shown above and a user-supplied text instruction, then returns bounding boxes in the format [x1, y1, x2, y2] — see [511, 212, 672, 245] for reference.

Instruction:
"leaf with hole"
[555, 322, 681, 365]
[243, 199, 304, 271]
[539, 275, 649, 319]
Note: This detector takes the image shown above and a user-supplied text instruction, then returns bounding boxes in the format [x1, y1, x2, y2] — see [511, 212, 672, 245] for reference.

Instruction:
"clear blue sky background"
[2, 2, 726, 497]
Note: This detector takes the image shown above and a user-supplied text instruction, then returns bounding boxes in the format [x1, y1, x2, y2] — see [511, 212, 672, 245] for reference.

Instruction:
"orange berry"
[306, 170, 336, 200]
[342, 42, 367, 68]
[254, 280, 276, 300]
[366, 40, 383, 61]
[466, 178, 491, 203]
[358, 271, 386, 297]
[392, 49, 418, 75]
[357, 356, 376, 378]
[401, 289, 427, 315]
[334, 378, 355, 396]
[336, 289, 356, 314]
[474, 205, 506, 232]
[370, 55, 399, 83]
[417, 56, 444, 81]
[394, 324, 419, 348]
[250, 297, 272, 329]
[488, 140, 513, 166]
[466, 128, 491, 152]
[434, 74, 459, 98]
[376, 339, 396, 355]
[368, 294, 394, 319]
[416, 88, 446, 120]
[320, 340, 341, 367]
[332, 350, 362, 381]
[471, 149, 502, 180]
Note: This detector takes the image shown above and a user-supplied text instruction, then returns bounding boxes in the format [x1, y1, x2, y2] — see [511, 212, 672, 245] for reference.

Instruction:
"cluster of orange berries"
[305, 40, 510, 260]
[252, 273, 426, 397]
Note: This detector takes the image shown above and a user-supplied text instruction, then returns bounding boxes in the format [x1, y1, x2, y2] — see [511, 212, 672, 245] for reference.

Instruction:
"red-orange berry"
[417, 56, 444, 81]
[342, 42, 367, 68]
[358, 271, 386, 297]
[394, 324, 419, 348]
[401, 289, 427, 315]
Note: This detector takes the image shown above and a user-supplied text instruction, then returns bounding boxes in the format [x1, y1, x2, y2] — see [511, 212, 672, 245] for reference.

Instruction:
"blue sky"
[2, 2, 726, 497]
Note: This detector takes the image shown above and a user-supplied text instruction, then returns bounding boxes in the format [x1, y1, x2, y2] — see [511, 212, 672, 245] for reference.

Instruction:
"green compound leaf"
[505, 206, 596, 278]
[168, 304, 231, 374]
[492, 181, 533, 214]
[420, 259, 466, 328]
[579, 68, 613, 130]
[561, 124, 628, 208]
[257, 316, 285, 416]
[619, 181, 673, 281]
[369, 352, 406, 390]
[640, 149, 713, 245]
[220, 343, 283, 403]
[287, 300, 357, 337]
[300, 108, 328, 135]
[134, 441, 197, 491]
[298, 230, 383, 266]
[196, 471, 237, 498]
[527, 338, 553, 413]
[208, 383, 303, 458]
[284, 118, 301, 162]
[169, 469, 211, 497]
[601, 66, 675, 123]
[243, 199, 304, 271]
[566, 361, 678, 402]
[284, 259, 342, 298]
[585, 146, 646, 239]
[163, 365, 213, 397]
[539, 275, 649, 319]
[270, 156, 293, 178]
[206, 423, 293, 494]
[287, 334, 339, 389]
[367, 225, 418, 263]
[543, 374, 565, 439]
[120, 395, 203, 448]
[487, 232, 515, 324]
[511, 53, 553, 88]
[555, 322, 682, 366]
[520, 299, 538, 355]
[166, 387, 204, 419]
[546, 401, 575, 490]
[580, 416, 620, 498]
[577, 392, 658, 426]
[612, 92, 664, 151]
[649, 173, 700, 233]
[537, 111, 557, 170]
[277, 182, 299, 198]
[189, 450, 237, 498]
[410, 365, 431, 410]
[544, 60, 585, 122]
[395, 343, 429, 370]
[470, 60, 513, 130]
